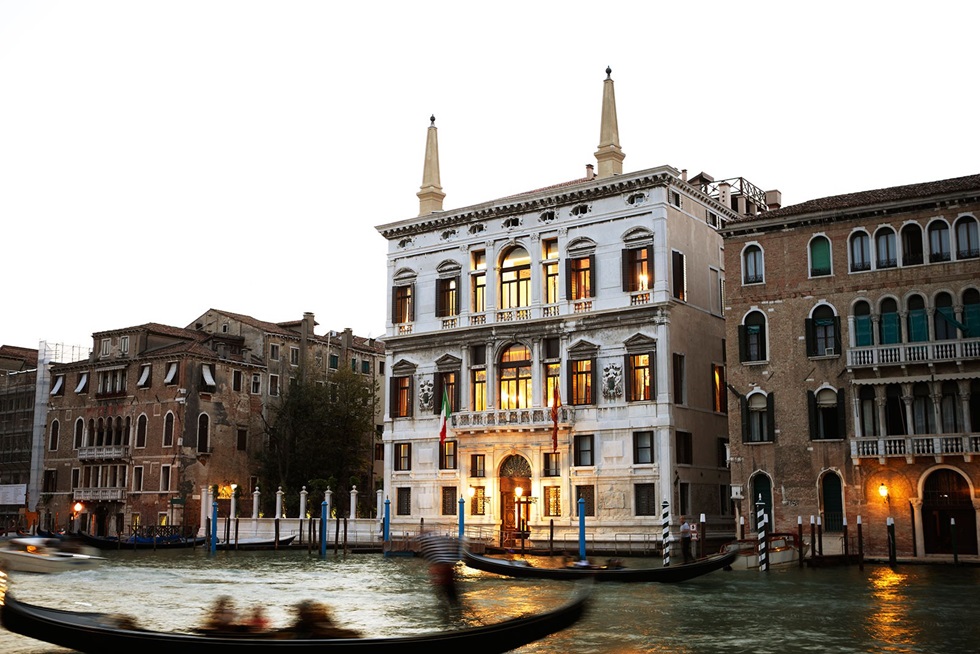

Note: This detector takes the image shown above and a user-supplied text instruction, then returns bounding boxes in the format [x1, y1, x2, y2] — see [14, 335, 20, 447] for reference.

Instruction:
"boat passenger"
[203, 595, 238, 632]
[244, 605, 269, 632]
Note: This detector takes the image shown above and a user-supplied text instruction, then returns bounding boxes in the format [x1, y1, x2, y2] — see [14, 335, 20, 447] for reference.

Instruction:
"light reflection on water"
[1, 550, 977, 653]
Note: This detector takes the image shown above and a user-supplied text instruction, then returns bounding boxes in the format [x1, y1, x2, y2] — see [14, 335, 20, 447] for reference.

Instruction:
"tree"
[261, 367, 378, 518]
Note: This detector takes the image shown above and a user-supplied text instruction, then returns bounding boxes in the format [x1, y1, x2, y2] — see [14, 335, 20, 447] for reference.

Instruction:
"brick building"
[722, 174, 980, 559]
[0, 345, 39, 525]
[42, 311, 384, 537]
[376, 69, 777, 550]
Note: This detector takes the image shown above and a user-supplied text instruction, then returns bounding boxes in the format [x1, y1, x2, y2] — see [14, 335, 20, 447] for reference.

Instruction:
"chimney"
[765, 190, 782, 211]
[585, 164, 595, 180]
[681, 169, 688, 182]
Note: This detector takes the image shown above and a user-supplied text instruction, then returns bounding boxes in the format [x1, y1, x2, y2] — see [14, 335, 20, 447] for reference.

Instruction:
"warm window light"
[467, 486, 475, 498]
[639, 274, 648, 290]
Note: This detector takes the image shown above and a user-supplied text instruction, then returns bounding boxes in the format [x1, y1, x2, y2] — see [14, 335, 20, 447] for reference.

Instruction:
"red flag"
[551, 382, 561, 453]
[439, 388, 451, 444]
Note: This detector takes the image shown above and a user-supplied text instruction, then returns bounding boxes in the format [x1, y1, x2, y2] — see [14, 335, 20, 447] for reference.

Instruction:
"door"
[922, 469, 977, 555]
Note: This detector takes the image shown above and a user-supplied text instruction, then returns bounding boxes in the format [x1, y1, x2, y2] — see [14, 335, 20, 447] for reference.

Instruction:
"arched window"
[849, 232, 871, 272]
[934, 292, 958, 340]
[498, 344, 531, 409]
[743, 244, 764, 284]
[809, 387, 843, 440]
[963, 288, 980, 337]
[163, 413, 175, 447]
[806, 304, 840, 357]
[740, 311, 767, 362]
[197, 413, 210, 453]
[743, 392, 773, 443]
[136, 415, 147, 448]
[858, 386, 878, 437]
[48, 420, 59, 451]
[854, 301, 873, 347]
[879, 298, 901, 345]
[912, 382, 935, 435]
[809, 236, 831, 277]
[73, 418, 84, 449]
[907, 294, 928, 342]
[499, 246, 531, 309]
[940, 381, 961, 433]
[901, 222, 924, 265]
[955, 216, 979, 260]
[875, 227, 897, 269]
[928, 221, 951, 263]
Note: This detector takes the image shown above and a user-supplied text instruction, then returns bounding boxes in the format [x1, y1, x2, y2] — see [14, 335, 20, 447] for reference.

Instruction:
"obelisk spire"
[594, 66, 625, 178]
[417, 115, 446, 216]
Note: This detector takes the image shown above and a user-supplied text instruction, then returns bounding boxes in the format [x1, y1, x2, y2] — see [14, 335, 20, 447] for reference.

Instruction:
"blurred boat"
[0, 537, 105, 573]
[80, 532, 205, 550]
[216, 535, 296, 550]
[722, 533, 804, 569]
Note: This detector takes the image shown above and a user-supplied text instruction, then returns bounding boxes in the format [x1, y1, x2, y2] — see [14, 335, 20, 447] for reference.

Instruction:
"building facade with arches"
[376, 70, 777, 549]
[722, 174, 980, 558]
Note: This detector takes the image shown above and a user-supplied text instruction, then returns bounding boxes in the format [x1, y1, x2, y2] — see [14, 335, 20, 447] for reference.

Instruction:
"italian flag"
[439, 388, 452, 443]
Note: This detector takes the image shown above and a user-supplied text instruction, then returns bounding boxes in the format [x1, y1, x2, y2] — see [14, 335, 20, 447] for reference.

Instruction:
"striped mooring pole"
[756, 496, 768, 572]
[661, 500, 671, 568]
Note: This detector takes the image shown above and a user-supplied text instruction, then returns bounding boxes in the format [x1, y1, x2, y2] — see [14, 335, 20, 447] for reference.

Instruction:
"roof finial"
[430, 114, 436, 126]
[605, 66, 612, 79]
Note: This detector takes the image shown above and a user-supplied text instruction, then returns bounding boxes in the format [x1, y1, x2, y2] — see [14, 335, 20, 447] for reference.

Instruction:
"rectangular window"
[120, 336, 129, 354]
[568, 255, 594, 300]
[439, 440, 457, 470]
[137, 364, 152, 388]
[435, 371, 458, 414]
[623, 246, 651, 292]
[712, 364, 727, 413]
[391, 376, 413, 418]
[570, 358, 594, 405]
[676, 430, 693, 465]
[626, 352, 653, 401]
[470, 486, 486, 515]
[472, 250, 486, 313]
[575, 485, 595, 516]
[718, 438, 730, 468]
[269, 374, 280, 397]
[394, 443, 412, 471]
[396, 487, 411, 515]
[237, 428, 247, 451]
[270, 344, 280, 361]
[672, 250, 687, 301]
[471, 369, 486, 412]
[393, 284, 414, 324]
[251, 373, 261, 394]
[574, 434, 594, 466]
[232, 370, 243, 392]
[74, 371, 89, 394]
[50, 374, 65, 396]
[328, 353, 338, 369]
[436, 276, 460, 317]
[635, 483, 657, 516]
[290, 347, 300, 366]
[101, 338, 111, 357]
[71, 468, 80, 490]
[160, 464, 171, 492]
[670, 190, 681, 207]
[673, 353, 686, 405]
[633, 431, 654, 464]
[544, 486, 561, 517]
[441, 487, 458, 515]
[470, 454, 485, 477]
[164, 362, 178, 385]
[543, 452, 560, 476]
[133, 466, 143, 492]
[361, 360, 371, 375]
[543, 239, 560, 304]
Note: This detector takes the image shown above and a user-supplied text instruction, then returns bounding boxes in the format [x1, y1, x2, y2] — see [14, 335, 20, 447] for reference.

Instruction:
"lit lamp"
[72, 502, 83, 534]
[878, 483, 889, 504]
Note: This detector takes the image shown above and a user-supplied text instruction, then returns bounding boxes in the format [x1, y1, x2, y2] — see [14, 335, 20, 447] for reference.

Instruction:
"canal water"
[1, 549, 977, 653]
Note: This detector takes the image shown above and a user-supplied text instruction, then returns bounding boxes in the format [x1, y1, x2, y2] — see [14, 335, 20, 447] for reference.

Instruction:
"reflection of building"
[376, 69, 776, 548]
[722, 174, 980, 558]
[43, 311, 384, 536]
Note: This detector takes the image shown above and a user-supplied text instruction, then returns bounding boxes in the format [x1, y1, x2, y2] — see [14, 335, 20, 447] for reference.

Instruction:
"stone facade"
[722, 174, 980, 559]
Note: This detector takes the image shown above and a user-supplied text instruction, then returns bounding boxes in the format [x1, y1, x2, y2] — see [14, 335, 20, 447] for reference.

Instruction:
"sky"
[2, 1, 977, 354]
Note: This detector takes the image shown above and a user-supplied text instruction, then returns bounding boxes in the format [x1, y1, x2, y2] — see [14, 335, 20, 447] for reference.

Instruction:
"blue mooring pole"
[320, 500, 327, 558]
[578, 497, 586, 561]
[458, 497, 465, 540]
[209, 500, 217, 554]
[383, 498, 391, 544]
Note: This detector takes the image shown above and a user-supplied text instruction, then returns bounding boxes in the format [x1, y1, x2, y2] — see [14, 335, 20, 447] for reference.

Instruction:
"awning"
[202, 364, 216, 387]
[163, 362, 178, 384]
[73, 372, 88, 393]
[49, 375, 63, 395]
[137, 365, 151, 387]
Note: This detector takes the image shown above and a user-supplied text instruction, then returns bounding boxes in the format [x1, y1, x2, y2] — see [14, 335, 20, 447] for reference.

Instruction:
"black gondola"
[1, 584, 590, 653]
[79, 532, 206, 550]
[463, 548, 737, 582]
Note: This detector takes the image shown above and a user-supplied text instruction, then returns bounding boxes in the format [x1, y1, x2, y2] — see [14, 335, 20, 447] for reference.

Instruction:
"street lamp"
[878, 483, 889, 505]
[72, 502, 83, 534]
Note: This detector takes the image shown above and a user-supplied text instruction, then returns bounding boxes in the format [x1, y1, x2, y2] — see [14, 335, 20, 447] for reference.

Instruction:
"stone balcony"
[847, 337, 980, 368]
[78, 444, 129, 461]
[452, 406, 575, 432]
[73, 487, 127, 501]
[851, 433, 980, 464]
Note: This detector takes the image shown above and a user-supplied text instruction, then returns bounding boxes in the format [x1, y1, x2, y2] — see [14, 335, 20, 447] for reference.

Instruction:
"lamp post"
[72, 502, 83, 534]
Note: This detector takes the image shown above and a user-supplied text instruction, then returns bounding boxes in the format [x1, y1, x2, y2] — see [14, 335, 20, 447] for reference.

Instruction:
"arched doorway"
[499, 455, 532, 545]
[922, 469, 977, 555]
[750, 473, 773, 531]
[821, 472, 844, 532]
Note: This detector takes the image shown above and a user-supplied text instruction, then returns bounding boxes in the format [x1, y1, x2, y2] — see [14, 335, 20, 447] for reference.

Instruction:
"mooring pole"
[842, 516, 849, 557]
[857, 515, 864, 570]
[756, 498, 767, 572]
[951, 517, 959, 566]
[797, 516, 804, 568]
[661, 500, 671, 568]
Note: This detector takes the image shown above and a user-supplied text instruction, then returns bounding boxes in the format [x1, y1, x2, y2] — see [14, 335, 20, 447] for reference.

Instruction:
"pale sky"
[2, 1, 976, 354]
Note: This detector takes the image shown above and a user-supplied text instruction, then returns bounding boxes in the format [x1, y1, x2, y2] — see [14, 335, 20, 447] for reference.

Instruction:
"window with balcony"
[739, 311, 768, 362]
[964, 289, 980, 337]
[435, 370, 458, 414]
[940, 381, 962, 433]
[879, 298, 901, 344]
[574, 434, 594, 466]
[394, 443, 411, 471]
[633, 431, 654, 464]
[471, 250, 486, 313]
[567, 254, 594, 300]
[393, 284, 414, 324]
[809, 236, 831, 277]
[623, 245, 652, 291]
[912, 382, 935, 434]
[626, 352, 653, 402]
[742, 392, 774, 443]
[543, 239, 560, 304]
[809, 388, 844, 440]
[901, 223, 924, 265]
[849, 231, 871, 272]
[934, 292, 959, 340]
[928, 221, 951, 263]
[859, 386, 878, 437]
[499, 246, 531, 310]
[436, 276, 460, 318]
[875, 228, 897, 269]
[742, 244, 764, 284]
[499, 344, 531, 409]
[97, 369, 126, 395]
[854, 301, 873, 347]
[806, 304, 841, 357]
[569, 358, 595, 405]
[635, 484, 657, 516]
[439, 440, 457, 470]
[390, 376, 413, 418]
[471, 368, 486, 412]
[907, 294, 928, 342]
[955, 216, 979, 259]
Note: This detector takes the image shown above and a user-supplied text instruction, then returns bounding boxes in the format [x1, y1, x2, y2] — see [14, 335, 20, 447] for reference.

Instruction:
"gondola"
[463, 548, 737, 583]
[0, 583, 590, 653]
[216, 534, 296, 550]
[79, 532, 206, 550]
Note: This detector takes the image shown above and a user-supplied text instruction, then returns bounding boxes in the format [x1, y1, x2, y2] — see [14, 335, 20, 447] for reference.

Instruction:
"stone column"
[299, 486, 308, 519]
[485, 338, 497, 409]
[911, 498, 924, 559]
[350, 486, 359, 518]
[275, 486, 284, 519]
[252, 486, 260, 519]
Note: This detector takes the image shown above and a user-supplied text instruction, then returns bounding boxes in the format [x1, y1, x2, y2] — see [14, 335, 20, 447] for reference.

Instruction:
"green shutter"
[855, 315, 873, 346]
[965, 304, 980, 337]
[811, 238, 830, 274]
[807, 391, 817, 440]
[881, 313, 901, 344]
[908, 309, 928, 342]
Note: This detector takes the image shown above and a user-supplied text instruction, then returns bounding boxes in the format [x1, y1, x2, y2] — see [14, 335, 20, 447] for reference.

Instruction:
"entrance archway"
[499, 455, 531, 543]
[750, 473, 773, 531]
[821, 472, 844, 532]
[922, 469, 977, 555]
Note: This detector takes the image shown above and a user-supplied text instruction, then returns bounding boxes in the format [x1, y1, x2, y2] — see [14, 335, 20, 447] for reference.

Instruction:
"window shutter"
[389, 377, 398, 417]
[623, 354, 631, 399]
[833, 316, 842, 353]
[409, 284, 415, 322]
[406, 377, 414, 417]
[804, 318, 815, 357]
[855, 315, 873, 346]
[766, 392, 775, 441]
[566, 364, 572, 406]
[588, 255, 596, 298]
[740, 396, 748, 443]
[590, 358, 597, 404]
[807, 390, 817, 439]
[738, 325, 748, 362]
[391, 286, 398, 322]
[435, 280, 445, 317]
[434, 374, 443, 416]
[453, 275, 461, 315]
[565, 259, 573, 299]
[837, 389, 847, 437]
[622, 249, 630, 292]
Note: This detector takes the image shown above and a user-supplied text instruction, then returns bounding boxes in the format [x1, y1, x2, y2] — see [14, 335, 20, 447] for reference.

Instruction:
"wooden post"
[817, 516, 823, 556]
[797, 516, 804, 568]
[809, 515, 816, 560]
[549, 519, 554, 556]
[951, 517, 958, 566]
[857, 515, 864, 571]
[842, 516, 849, 557]
[887, 517, 897, 567]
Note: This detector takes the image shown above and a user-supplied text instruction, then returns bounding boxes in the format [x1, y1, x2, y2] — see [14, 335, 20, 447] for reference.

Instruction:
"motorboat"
[722, 533, 804, 569]
[0, 537, 105, 573]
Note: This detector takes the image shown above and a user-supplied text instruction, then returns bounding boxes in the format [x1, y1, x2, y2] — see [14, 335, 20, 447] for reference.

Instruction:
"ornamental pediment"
[391, 359, 418, 375]
[624, 333, 658, 351]
[567, 338, 599, 359]
[435, 354, 462, 370]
